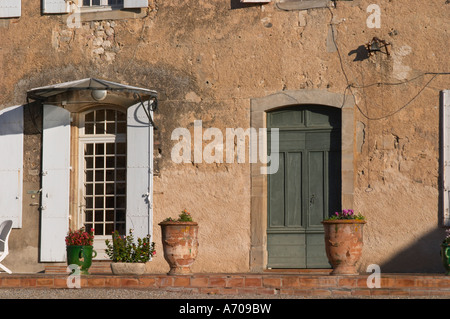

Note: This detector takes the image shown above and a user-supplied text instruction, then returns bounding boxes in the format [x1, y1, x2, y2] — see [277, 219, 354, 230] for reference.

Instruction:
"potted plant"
[322, 209, 366, 275]
[65, 227, 97, 275]
[105, 229, 156, 275]
[159, 209, 199, 275]
[441, 229, 450, 275]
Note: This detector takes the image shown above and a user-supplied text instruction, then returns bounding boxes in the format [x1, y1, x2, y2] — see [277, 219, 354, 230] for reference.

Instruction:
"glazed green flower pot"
[67, 245, 97, 275]
[441, 243, 450, 276]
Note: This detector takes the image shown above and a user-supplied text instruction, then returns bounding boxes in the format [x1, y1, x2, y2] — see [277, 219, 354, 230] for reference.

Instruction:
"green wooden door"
[267, 105, 341, 269]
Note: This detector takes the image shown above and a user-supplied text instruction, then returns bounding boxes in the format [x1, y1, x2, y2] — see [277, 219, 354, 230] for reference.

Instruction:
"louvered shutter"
[0, 0, 21, 18]
[42, 0, 69, 14]
[0, 105, 23, 228]
[442, 90, 450, 226]
[123, 0, 148, 8]
[40, 105, 71, 262]
[126, 102, 153, 240]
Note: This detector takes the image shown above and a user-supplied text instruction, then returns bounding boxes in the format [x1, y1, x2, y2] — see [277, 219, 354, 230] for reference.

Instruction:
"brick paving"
[1, 271, 450, 298]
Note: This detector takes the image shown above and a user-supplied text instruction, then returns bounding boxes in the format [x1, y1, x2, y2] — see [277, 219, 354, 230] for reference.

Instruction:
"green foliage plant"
[105, 229, 156, 263]
[162, 209, 194, 222]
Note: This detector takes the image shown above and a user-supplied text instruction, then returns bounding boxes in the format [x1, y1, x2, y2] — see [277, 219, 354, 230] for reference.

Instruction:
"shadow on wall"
[379, 227, 447, 273]
[230, 0, 261, 9]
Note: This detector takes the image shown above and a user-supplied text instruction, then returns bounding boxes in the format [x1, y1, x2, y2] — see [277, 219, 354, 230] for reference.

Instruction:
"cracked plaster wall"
[1, 0, 449, 273]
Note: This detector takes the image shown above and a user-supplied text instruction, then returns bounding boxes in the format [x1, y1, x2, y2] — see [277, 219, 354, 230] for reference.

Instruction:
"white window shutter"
[40, 105, 71, 262]
[126, 102, 153, 240]
[42, 0, 69, 14]
[0, 0, 21, 18]
[0, 105, 24, 228]
[123, 0, 148, 8]
[442, 90, 450, 226]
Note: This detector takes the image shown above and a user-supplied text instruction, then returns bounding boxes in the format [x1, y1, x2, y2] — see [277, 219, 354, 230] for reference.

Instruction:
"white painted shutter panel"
[40, 105, 71, 262]
[126, 102, 153, 240]
[42, 0, 69, 14]
[123, 0, 148, 8]
[0, 0, 21, 18]
[0, 105, 23, 228]
[442, 90, 450, 226]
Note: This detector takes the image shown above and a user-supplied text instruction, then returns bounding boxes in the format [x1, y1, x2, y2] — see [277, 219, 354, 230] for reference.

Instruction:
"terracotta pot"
[159, 221, 199, 275]
[321, 219, 366, 275]
[110, 262, 146, 275]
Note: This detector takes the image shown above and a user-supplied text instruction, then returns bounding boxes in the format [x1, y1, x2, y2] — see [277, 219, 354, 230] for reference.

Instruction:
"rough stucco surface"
[1, 0, 449, 273]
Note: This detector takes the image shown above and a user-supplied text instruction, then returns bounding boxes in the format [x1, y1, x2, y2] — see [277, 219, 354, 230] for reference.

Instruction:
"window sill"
[69, 7, 145, 22]
[276, 0, 329, 11]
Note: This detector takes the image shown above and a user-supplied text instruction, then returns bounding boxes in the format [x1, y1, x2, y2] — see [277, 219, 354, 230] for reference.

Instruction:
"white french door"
[79, 108, 127, 259]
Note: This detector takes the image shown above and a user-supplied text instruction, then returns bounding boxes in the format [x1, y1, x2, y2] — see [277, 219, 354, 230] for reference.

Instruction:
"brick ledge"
[1, 273, 450, 297]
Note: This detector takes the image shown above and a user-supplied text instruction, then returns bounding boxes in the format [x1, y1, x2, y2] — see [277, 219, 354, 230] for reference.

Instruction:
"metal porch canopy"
[28, 78, 157, 262]
[26, 78, 157, 126]
[26, 78, 157, 101]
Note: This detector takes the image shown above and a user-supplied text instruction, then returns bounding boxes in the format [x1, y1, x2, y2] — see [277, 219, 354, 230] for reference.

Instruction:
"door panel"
[268, 152, 285, 227]
[267, 233, 306, 269]
[286, 152, 302, 227]
[308, 151, 325, 228]
[267, 105, 341, 269]
[306, 233, 329, 268]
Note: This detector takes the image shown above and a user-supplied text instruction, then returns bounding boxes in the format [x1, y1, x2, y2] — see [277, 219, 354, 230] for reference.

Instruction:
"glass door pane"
[83, 140, 126, 236]
[80, 109, 127, 260]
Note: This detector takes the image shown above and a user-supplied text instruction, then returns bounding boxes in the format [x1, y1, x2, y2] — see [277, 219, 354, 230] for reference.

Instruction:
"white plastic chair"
[0, 220, 13, 274]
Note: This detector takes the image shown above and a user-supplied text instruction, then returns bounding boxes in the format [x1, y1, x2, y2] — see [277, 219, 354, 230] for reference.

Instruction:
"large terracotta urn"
[159, 221, 199, 275]
[322, 220, 366, 275]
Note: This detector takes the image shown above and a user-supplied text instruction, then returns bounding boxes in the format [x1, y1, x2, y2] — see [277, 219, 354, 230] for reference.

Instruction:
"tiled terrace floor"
[1, 267, 450, 298]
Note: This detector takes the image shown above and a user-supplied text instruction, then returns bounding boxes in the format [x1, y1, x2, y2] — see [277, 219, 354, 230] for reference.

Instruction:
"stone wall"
[1, 0, 449, 273]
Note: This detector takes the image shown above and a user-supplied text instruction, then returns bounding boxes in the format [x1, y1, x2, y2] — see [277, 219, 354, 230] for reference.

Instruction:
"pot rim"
[321, 219, 366, 224]
[159, 221, 198, 226]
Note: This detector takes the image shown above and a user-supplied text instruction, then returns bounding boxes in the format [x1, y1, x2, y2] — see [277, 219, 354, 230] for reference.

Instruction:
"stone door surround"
[249, 89, 355, 272]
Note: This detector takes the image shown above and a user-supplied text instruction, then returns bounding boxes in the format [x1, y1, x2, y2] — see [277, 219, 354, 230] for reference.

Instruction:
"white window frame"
[80, 0, 124, 12]
[42, 0, 147, 14]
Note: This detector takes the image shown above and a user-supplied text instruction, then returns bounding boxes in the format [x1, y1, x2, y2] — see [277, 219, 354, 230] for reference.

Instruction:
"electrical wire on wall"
[326, 5, 450, 120]
[326, 4, 450, 192]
